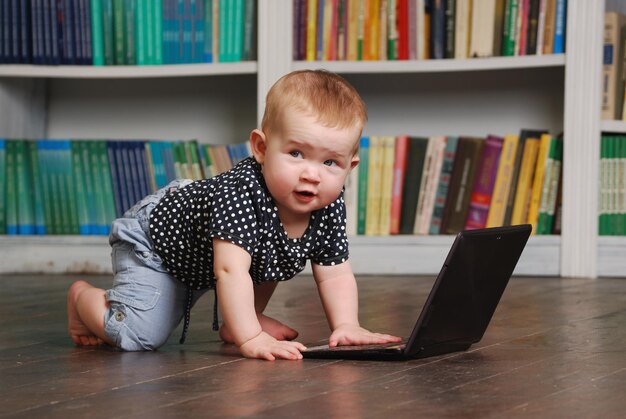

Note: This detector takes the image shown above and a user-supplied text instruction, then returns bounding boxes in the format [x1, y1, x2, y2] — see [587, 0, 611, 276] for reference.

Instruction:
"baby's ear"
[349, 155, 360, 171]
[249, 129, 267, 164]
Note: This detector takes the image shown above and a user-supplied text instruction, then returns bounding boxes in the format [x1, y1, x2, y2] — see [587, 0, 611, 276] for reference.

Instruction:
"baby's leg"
[219, 281, 299, 343]
[67, 280, 114, 346]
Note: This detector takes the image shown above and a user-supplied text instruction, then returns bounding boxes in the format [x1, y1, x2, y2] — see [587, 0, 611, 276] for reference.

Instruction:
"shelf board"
[597, 236, 626, 277]
[600, 119, 626, 133]
[0, 62, 258, 79]
[0, 234, 561, 276]
[291, 54, 566, 74]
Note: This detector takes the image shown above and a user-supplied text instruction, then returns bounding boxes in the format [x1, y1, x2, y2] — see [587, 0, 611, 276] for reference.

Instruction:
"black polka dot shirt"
[149, 157, 350, 290]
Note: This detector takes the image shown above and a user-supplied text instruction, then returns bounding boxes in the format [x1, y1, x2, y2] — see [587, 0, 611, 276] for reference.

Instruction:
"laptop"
[301, 224, 532, 360]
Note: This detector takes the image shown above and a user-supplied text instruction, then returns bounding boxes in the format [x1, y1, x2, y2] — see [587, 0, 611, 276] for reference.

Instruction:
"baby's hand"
[239, 331, 307, 361]
[328, 324, 402, 347]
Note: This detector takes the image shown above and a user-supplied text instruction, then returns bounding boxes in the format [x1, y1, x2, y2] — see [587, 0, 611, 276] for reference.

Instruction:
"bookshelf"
[0, 0, 622, 279]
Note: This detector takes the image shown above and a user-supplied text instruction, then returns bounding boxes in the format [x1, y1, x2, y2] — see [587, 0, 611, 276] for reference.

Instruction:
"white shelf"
[0, 234, 561, 277]
[600, 119, 626, 133]
[291, 54, 565, 74]
[0, 62, 257, 79]
[597, 236, 626, 277]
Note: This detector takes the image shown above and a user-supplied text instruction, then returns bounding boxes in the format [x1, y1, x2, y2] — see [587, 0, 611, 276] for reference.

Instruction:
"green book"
[537, 137, 558, 234]
[71, 141, 91, 234]
[5, 141, 18, 235]
[154, 0, 163, 64]
[15, 140, 35, 234]
[204, 0, 214, 62]
[79, 141, 97, 233]
[242, 0, 256, 60]
[501, 0, 519, 56]
[112, 0, 126, 64]
[91, 0, 105, 65]
[357, 137, 370, 235]
[48, 142, 65, 234]
[37, 141, 54, 235]
[219, 0, 229, 62]
[125, 0, 137, 65]
[145, 0, 155, 64]
[543, 138, 563, 235]
[102, 0, 116, 65]
[27, 140, 46, 234]
[0, 139, 5, 234]
[136, 0, 148, 65]
[232, 0, 244, 62]
[187, 140, 203, 179]
[60, 140, 78, 234]
[89, 142, 109, 235]
[98, 141, 117, 233]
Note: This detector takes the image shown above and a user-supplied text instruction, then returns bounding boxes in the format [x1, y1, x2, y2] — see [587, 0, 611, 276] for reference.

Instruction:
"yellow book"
[526, 134, 552, 233]
[486, 134, 519, 227]
[323, 0, 334, 60]
[306, 0, 318, 61]
[510, 137, 540, 225]
[378, 136, 395, 235]
[366, 136, 383, 235]
[347, 0, 360, 60]
[369, 0, 380, 60]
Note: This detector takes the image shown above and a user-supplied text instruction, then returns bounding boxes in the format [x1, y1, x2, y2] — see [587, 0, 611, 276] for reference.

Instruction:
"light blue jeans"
[104, 180, 208, 351]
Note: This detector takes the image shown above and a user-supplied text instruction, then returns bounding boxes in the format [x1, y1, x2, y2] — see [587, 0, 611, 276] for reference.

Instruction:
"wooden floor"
[1, 274, 625, 418]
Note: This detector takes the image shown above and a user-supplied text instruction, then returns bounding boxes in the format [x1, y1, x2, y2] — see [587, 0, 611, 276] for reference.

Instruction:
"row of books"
[293, 0, 567, 62]
[0, 138, 251, 235]
[0, 0, 257, 66]
[599, 135, 626, 236]
[344, 131, 563, 237]
[602, 11, 626, 121]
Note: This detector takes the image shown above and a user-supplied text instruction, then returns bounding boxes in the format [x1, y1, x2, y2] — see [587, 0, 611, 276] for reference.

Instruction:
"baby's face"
[260, 108, 361, 223]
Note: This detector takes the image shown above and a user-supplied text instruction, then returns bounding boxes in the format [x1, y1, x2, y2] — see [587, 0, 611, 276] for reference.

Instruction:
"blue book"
[161, 141, 176, 182]
[10, 0, 19, 63]
[148, 141, 168, 189]
[553, 0, 567, 54]
[20, 0, 31, 63]
[81, 0, 93, 65]
[133, 141, 151, 199]
[71, 141, 90, 234]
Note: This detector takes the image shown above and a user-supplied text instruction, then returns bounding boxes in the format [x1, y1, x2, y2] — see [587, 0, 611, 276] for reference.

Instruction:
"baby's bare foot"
[219, 314, 299, 344]
[67, 281, 103, 346]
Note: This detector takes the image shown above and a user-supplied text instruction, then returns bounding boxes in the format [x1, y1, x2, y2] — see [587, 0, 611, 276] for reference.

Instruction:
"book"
[0, 139, 5, 233]
[345, 158, 359, 236]
[502, 0, 519, 56]
[510, 136, 540, 225]
[465, 135, 504, 230]
[486, 133, 519, 228]
[552, 0, 566, 53]
[503, 129, 546, 225]
[399, 137, 429, 234]
[537, 136, 563, 234]
[15, 140, 36, 234]
[454, 0, 471, 59]
[366, 136, 384, 235]
[357, 136, 370, 235]
[429, 136, 459, 235]
[602, 12, 626, 120]
[26, 140, 45, 234]
[413, 137, 437, 234]
[378, 136, 396, 235]
[5, 141, 18, 234]
[541, 0, 556, 54]
[526, 133, 552, 233]
[470, 0, 498, 57]
[440, 136, 484, 234]
[415, 136, 446, 235]
[389, 135, 409, 234]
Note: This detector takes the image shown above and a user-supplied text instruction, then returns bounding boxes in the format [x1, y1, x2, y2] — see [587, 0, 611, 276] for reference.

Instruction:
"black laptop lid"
[404, 225, 531, 357]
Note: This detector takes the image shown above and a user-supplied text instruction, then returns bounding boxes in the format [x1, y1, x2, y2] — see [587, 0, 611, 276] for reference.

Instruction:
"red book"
[397, 0, 409, 59]
[389, 136, 409, 234]
[464, 135, 504, 230]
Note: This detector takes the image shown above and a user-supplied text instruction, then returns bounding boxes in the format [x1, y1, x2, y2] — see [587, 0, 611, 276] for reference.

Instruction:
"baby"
[67, 69, 401, 360]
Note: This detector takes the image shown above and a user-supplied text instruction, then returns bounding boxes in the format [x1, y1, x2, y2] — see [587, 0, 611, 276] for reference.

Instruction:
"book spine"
[135, 0, 147, 65]
[502, 0, 519, 56]
[379, 136, 396, 235]
[552, 0, 565, 53]
[27, 140, 46, 234]
[419, 136, 446, 234]
[124, 0, 137, 65]
[0, 139, 5, 234]
[154, 0, 163, 64]
[536, 136, 557, 234]
[526, 133, 552, 233]
[510, 137, 539, 225]
[429, 136, 458, 235]
[101, 0, 114, 64]
[486, 133, 519, 228]
[5, 141, 18, 234]
[72, 141, 91, 234]
[15, 140, 35, 234]
[543, 137, 563, 234]
[98, 141, 117, 233]
[357, 136, 369, 235]
[389, 135, 408, 234]
[91, 0, 104, 65]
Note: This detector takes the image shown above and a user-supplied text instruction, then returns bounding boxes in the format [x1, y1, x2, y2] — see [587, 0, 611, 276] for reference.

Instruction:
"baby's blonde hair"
[261, 70, 368, 135]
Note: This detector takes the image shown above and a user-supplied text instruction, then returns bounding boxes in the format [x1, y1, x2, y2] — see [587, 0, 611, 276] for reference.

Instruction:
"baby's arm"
[213, 238, 306, 360]
[312, 261, 402, 347]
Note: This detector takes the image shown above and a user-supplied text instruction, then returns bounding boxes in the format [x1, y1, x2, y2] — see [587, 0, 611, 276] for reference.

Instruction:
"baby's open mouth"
[296, 191, 315, 197]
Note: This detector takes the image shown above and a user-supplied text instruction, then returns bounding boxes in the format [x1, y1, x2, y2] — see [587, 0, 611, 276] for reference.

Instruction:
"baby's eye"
[289, 151, 302, 158]
[324, 159, 337, 167]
